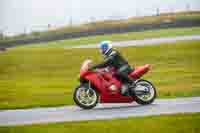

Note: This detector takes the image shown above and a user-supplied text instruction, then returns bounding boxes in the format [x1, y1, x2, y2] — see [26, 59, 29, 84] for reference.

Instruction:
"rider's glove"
[88, 67, 93, 71]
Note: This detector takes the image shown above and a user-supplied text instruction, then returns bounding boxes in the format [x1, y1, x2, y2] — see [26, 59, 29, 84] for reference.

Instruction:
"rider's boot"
[121, 79, 136, 96]
[127, 79, 136, 94]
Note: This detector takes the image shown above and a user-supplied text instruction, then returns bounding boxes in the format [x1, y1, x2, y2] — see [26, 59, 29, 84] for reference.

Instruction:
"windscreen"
[81, 59, 93, 71]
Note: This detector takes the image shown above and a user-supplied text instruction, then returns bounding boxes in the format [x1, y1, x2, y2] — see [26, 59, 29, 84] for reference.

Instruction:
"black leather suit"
[91, 49, 133, 84]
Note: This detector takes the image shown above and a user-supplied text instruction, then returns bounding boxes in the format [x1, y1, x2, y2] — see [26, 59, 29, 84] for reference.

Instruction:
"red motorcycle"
[73, 59, 157, 109]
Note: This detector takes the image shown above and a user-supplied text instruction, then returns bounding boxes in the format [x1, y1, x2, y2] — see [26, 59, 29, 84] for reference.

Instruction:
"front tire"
[134, 79, 157, 105]
[73, 84, 99, 109]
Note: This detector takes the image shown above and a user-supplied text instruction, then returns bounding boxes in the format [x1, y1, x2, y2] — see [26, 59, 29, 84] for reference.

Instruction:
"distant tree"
[156, 8, 160, 16]
[0, 32, 4, 40]
[31, 31, 41, 36]
[48, 24, 51, 30]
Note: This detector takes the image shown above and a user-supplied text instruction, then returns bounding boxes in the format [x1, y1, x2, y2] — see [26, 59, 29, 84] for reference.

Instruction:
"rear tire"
[73, 84, 99, 109]
[134, 79, 157, 105]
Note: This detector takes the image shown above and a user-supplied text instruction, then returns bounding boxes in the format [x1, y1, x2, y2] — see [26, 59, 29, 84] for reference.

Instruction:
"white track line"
[64, 35, 200, 49]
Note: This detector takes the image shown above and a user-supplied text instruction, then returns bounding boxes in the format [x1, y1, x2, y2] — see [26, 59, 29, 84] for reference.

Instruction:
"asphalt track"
[0, 97, 200, 126]
[64, 34, 200, 48]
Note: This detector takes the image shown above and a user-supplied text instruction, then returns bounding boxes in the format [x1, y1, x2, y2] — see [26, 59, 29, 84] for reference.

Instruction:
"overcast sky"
[0, 0, 200, 35]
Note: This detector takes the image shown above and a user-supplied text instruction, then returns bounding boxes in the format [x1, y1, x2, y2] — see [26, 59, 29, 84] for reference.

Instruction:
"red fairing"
[80, 69, 89, 78]
[82, 70, 134, 103]
[129, 64, 151, 79]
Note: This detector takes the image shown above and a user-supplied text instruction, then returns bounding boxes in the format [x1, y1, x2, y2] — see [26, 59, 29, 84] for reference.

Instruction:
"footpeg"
[121, 84, 129, 96]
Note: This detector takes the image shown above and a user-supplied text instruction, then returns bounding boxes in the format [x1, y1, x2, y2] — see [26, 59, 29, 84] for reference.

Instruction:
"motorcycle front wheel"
[73, 84, 99, 109]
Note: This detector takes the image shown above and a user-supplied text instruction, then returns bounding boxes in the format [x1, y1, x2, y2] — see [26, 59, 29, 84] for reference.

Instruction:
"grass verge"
[0, 40, 200, 109]
[0, 113, 200, 133]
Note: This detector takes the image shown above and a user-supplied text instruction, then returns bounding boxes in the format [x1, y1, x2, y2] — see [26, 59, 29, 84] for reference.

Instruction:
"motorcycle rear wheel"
[134, 79, 157, 105]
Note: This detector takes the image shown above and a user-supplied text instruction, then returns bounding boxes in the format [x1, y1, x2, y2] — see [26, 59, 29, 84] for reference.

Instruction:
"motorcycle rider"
[90, 41, 136, 90]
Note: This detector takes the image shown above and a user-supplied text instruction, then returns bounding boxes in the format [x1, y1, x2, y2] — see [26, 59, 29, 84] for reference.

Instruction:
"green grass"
[17, 27, 200, 48]
[0, 39, 200, 109]
[1, 113, 200, 133]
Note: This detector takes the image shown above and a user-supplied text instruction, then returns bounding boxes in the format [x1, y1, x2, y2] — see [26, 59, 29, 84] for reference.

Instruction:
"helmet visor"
[100, 44, 108, 54]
